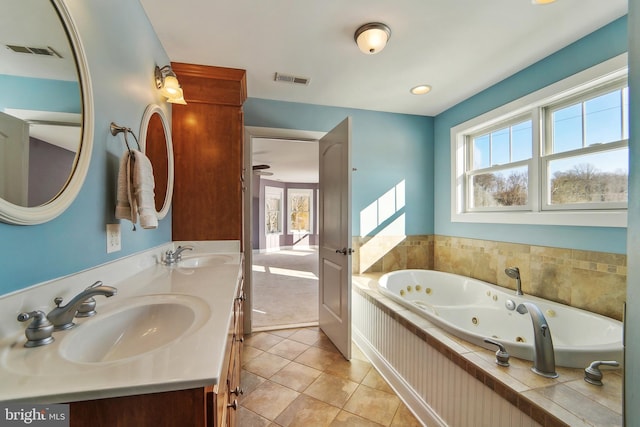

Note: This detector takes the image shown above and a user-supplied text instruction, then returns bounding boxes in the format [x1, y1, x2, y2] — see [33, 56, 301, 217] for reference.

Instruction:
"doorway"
[245, 127, 325, 332]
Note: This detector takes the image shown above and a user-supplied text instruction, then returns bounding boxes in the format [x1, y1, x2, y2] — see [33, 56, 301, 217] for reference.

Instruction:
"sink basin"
[177, 254, 233, 268]
[59, 294, 210, 364]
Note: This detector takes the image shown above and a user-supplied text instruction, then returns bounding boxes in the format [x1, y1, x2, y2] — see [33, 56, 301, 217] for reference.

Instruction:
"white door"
[0, 112, 29, 205]
[318, 117, 352, 360]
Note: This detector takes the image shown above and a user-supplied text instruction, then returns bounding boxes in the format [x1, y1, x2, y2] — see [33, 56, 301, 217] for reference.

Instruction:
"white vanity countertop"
[0, 241, 243, 403]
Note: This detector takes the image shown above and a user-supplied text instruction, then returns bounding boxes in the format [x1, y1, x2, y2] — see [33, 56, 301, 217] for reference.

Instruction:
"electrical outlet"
[106, 224, 121, 253]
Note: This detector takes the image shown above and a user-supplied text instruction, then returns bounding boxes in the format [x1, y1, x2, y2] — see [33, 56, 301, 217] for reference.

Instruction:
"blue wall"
[244, 99, 435, 238]
[0, 75, 80, 113]
[0, 0, 172, 295]
[433, 17, 628, 254]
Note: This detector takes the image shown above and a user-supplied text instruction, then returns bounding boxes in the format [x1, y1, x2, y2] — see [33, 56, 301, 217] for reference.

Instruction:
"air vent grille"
[5, 45, 62, 58]
[274, 72, 310, 86]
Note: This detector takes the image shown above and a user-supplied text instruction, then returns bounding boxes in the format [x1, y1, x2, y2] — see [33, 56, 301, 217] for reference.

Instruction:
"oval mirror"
[139, 104, 173, 220]
[0, 0, 93, 225]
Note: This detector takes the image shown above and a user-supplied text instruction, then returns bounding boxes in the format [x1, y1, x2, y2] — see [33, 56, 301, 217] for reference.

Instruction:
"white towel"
[115, 150, 158, 229]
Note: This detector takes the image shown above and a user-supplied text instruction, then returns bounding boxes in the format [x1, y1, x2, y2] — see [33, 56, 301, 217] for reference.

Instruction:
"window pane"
[552, 104, 582, 153]
[265, 191, 282, 234]
[512, 120, 532, 162]
[289, 194, 311, 232]
[491, 128, 509, 166]
[266, 210, 280, 233]
[473, 134, 490, 169]
[585, 91, 622, 146]
[471, 166, 528, 208]
[548, 148, 628, 205]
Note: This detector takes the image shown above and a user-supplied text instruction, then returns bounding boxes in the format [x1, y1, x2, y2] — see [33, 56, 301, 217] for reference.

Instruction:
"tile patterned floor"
[239, 327, 422, 427]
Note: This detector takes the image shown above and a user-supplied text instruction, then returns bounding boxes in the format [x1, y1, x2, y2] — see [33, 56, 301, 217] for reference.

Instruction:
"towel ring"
[110, 122, 141, 154]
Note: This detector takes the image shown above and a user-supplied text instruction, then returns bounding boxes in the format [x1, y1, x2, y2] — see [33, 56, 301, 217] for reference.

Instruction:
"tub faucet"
[516, 302, 558, 378]
[164, 245, 193, 264]
[505, 267, 523, 295]
[47, 283, 117, 330]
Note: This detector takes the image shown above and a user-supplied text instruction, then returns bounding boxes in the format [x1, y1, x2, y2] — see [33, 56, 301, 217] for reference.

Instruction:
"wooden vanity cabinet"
[170, 62, 247, 242]
[69, 275, 245, 427]
[210, 275, 244, 427]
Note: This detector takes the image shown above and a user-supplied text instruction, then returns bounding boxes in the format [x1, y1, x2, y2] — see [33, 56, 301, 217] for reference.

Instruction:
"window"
[467, 117, 532, 210]
[265, 186, 283, 234]
[288, 189, 313, 234]
[451, 54, 627, 227]
[543, 83, 628, 209]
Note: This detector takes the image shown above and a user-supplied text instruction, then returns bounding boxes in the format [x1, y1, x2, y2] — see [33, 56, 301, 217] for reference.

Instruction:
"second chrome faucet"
[516, 302, 558, 378]
[47, 281, 117, 331]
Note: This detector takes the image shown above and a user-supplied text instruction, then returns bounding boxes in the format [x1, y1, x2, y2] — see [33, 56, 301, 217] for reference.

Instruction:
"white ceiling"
[252, 138, 318, 183]
[0, 0, 77, 81]
[140, 0, 627, 183]
[140, 0, 627, 117]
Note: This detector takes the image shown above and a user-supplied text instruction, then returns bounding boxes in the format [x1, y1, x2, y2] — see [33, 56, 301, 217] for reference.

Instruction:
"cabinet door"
[171, 103, 244, 241]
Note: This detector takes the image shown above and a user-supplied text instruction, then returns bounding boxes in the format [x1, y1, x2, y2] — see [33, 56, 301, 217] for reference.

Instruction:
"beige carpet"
[252, 247, 319, 330]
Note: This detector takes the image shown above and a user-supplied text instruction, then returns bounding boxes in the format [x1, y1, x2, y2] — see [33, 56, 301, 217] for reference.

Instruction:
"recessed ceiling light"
[531, 0, 556, 4]
[410, 85, 432, 95]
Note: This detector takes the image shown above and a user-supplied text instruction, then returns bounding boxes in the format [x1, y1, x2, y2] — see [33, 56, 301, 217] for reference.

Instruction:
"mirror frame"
[139, 104, 174, 220]
[0, 0, 94, 225]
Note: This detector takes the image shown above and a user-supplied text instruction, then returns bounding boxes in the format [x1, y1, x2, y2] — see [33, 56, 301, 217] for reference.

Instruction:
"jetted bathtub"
[377, 269, 623, 369]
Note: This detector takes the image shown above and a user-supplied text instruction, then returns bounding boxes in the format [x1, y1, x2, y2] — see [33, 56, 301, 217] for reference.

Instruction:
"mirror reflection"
[140, 105, 174, 220]
[0, 0, 82, 207]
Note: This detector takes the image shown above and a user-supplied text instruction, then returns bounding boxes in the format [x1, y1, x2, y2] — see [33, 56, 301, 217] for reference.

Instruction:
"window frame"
[264, 186, 284, 235]
[450, 53, 627, 228]
[541, 78, 629, 211]
[287, 188, 314, 235]
[465, 114, 535, 212]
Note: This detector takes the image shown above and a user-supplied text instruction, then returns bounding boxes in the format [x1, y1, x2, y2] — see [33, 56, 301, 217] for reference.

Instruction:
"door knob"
[335, 248, 354, 255]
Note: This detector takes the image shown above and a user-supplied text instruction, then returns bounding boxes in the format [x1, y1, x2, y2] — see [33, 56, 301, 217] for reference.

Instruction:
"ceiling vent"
[5, 45, 62, 58]
[274, 72, 310, 86]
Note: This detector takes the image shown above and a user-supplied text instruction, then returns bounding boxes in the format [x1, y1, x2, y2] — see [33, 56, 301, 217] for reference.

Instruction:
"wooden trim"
[171, 62, 247, 106]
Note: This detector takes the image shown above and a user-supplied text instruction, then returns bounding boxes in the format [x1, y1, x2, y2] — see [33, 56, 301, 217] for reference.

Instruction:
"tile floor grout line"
[240, 328, 422, 426]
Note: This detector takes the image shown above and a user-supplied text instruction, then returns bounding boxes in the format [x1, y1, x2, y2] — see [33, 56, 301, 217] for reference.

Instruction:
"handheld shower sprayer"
[505, 267, 523, 296]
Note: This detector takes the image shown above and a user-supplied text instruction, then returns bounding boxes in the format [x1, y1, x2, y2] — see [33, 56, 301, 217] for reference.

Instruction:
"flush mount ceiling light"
[354, 22, 391, 55]
[410, 85, 432, 95]
[155, 65, 187, 104]
[531, 0, 556, 4]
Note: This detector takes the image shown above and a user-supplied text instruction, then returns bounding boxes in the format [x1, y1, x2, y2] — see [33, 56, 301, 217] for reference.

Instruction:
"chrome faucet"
[516, 302, 558, 378]
[505, 267, 523, 295]
[164, 245, 193, 264]
[47, 283, 117, 330]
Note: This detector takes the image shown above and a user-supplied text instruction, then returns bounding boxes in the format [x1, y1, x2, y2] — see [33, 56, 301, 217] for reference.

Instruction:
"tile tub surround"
[351, 235, 626, 320]
[433, 236, 627, 321]
[352, 275, 623, 427]
[352, 235, 434, 274]
[0, 241, 242, 403]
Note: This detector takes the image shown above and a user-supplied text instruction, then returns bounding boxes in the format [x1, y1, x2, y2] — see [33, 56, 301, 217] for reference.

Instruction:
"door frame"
[243, 126, 326, 334]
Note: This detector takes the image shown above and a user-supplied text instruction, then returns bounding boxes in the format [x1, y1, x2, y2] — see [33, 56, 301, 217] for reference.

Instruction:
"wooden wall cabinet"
[170, 63, 247, 241]
[70, 276, 245, 427]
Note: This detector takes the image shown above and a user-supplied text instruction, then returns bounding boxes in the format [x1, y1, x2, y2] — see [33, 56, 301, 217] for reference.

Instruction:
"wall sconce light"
[354, 22, 391, 55]
[155, 65, 187, 104]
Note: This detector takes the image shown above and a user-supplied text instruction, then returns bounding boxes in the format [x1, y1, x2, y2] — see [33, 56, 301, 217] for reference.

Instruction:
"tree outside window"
[288, 189, 313, 233]
[265, 186, 283, 234]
